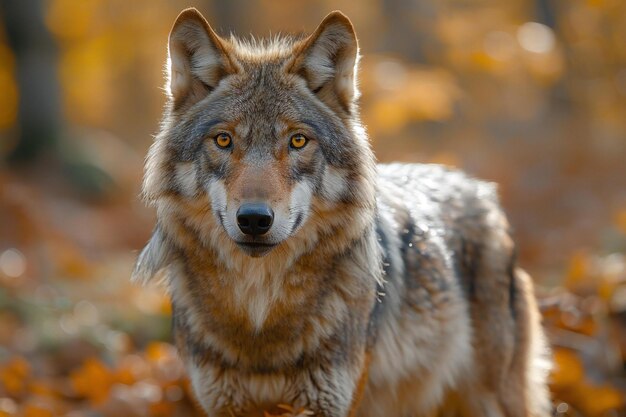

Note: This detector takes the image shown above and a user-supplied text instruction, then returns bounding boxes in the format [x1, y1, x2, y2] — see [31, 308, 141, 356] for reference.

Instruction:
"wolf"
[133, 8, 552, 417]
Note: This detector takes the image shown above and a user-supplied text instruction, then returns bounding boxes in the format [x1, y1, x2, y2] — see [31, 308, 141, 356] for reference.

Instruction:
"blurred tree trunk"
[211, 0, 250, 34]
[535, 0, 556, 28]
[0, 0, 111, 196]
[380, 0, 440, 63]
[0, 0, 62, 163]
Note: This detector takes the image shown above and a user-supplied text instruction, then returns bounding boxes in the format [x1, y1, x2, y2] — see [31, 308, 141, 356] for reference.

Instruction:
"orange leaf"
[145, 342, 176, 364]
[616, 209, 626, 236]
[569, 382, 625, 416]
[551, 348, 584, 387]
[29, 380, 57, 398]
[150, 401, 175, 417]
[23, 405, 54, 417]
[0, 357, 30, 396]
[70, 358, 114, 405]
[565, 251, 591, 290]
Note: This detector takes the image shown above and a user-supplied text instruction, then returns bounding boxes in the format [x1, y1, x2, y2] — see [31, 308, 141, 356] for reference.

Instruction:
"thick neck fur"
[153, 181, 379, 369]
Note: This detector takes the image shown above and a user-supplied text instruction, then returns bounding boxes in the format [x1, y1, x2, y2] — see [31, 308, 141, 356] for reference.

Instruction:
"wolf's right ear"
[167, 8, 236, 108]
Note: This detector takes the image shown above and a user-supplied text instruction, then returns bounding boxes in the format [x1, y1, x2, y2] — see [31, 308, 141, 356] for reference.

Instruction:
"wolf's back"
[364, 163, 551, 417]
[376, 162, 508, 287]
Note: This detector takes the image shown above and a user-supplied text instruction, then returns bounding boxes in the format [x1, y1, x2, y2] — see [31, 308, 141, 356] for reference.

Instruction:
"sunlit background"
[0, 1, 625, 416]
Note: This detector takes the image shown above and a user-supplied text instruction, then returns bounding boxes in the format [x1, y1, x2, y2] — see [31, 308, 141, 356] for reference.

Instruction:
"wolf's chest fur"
[169, 213, 377, 372]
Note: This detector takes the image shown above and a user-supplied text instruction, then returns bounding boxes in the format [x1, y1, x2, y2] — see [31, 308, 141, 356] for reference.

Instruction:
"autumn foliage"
[0, 0, 625, 416]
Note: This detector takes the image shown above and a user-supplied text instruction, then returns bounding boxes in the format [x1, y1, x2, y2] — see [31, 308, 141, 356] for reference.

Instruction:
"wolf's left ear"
[288, 11, 359, 112]
[167, 8, 236, 109]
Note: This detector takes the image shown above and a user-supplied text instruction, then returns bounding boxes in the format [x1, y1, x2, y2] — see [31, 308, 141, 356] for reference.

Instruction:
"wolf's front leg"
[188, 360, 366, 417]
[298, 364, 364, 417]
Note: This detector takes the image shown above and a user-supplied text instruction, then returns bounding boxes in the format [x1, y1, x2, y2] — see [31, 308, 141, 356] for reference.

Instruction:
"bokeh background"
[0, 0, 625, 416]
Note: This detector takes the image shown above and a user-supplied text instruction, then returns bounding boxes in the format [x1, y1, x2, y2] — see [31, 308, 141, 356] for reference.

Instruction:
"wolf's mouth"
[236, 242, 277, 248]
[235, 241, 278, 257]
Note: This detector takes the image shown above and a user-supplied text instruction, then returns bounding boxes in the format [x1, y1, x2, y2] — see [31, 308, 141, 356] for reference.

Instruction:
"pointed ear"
[167, 8, 236, 109]
[288, 11, 359, 112]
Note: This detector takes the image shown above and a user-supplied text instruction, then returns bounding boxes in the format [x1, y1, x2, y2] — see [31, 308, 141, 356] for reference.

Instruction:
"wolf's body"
[134, 8, 552, 417]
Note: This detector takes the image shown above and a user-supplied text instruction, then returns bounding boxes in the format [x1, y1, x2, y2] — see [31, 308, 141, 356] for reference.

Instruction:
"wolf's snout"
[236, 203, 274, 236]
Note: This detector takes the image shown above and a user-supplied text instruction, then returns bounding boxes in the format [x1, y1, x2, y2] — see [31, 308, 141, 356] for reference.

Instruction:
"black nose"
[236, 203, 274, 236]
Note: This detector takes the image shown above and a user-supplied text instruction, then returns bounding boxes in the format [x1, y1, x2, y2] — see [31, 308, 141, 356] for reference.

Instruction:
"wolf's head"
[134, 9, 376, 281]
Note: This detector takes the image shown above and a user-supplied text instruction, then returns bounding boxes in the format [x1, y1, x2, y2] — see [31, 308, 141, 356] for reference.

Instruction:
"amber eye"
[290, 134, 308, 149]
[215, 133, 232, 149]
